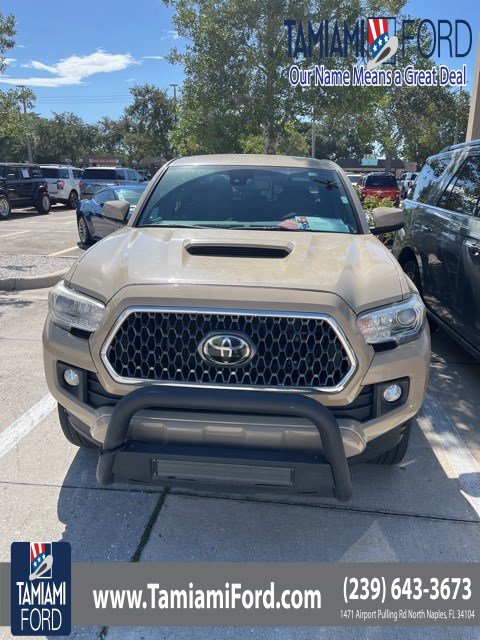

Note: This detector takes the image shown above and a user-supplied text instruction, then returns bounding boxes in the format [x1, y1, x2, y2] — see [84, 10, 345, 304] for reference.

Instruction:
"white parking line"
[418, 392, 480, 519]
[48, 245, 78, 256]
[0, 230, 32, 239]
[0, 394, 56, 460]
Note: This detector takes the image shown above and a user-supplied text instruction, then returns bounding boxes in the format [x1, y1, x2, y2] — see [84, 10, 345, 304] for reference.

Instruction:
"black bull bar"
[96, 386, 353, 502]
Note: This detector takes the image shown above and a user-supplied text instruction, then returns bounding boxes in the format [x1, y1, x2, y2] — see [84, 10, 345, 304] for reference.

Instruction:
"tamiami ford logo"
[285, 17, 471, 87]
[10, 542, 71, 636]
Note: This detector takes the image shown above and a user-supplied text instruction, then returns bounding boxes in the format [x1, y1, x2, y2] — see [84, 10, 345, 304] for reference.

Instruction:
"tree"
[31, 112, 93, 163]
[372, 18, 470, 166]
[0, 10, 15, 73]
[164, 0, 405, 155]
[94, 116, 127, 158]
[165, 0, 312, 154]
[122, 84, 175, 161]
[0, 87, 36, 161]
[241, 121, 309, 156]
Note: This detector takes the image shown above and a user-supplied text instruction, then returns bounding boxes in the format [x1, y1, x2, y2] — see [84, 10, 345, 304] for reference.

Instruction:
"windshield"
[116, 188, 144, 206]
[83, 168, 117, 180]
[41, 168, 59, 178]
[365, 174, 397, 188]
[136, 165, 359, 233]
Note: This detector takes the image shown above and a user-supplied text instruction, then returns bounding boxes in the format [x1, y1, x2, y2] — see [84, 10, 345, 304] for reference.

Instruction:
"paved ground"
[0, 284, 479, 640]
[0, 205, 82, 259]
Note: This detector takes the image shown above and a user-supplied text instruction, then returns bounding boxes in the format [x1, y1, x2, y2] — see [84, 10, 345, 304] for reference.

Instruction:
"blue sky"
[0, 0, 478, 123]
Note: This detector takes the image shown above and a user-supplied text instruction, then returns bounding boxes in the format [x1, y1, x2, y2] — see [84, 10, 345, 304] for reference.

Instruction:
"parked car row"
[0, 163, 149, 220]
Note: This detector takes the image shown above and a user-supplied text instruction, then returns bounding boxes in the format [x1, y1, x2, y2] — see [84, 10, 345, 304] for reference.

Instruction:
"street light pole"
[466, 34, 480, 141]
[170, 83, 179, 121]
[453, 86, 463, 145]
[311, 108, 316, 158]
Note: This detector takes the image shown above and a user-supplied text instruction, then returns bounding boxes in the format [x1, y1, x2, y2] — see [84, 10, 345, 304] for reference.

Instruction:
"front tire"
[367, 420, 412, 465]
[403, 259, 422, 295]
[36, 192, 51, 214]
[0, 195, 11, 220]
[77, 215, 93, 246]
[58, 405, 99, 449]
[66, 190, 78, 209]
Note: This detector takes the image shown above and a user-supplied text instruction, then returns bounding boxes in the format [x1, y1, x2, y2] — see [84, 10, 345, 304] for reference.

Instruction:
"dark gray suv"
[80, 166, 145, 199]
[393, 139, 480, 359]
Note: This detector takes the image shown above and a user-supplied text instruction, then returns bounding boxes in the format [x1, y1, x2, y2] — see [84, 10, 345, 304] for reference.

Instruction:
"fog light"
[63, 369, 80, 387]
[383, 383, 402, 403]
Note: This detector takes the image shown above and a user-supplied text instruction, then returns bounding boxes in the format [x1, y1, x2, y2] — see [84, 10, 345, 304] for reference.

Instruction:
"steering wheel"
[280, 212, 307, 221]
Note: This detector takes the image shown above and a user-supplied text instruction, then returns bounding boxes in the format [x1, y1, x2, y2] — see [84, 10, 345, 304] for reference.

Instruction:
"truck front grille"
[103, 308, 356, 391]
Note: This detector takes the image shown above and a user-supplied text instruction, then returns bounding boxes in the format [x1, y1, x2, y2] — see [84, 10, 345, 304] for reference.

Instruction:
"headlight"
[357, 294, 425, 345]
[48, 281, 105, 333]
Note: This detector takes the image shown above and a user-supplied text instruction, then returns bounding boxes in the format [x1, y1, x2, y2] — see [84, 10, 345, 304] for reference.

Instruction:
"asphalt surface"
[0, 204, 82, 261]
[0, 286, 479, 640]
[1, 216, 480, 639]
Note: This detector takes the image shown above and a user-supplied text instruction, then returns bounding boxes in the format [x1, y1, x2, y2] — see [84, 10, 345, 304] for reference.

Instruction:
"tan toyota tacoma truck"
[43, 155, 430, 501]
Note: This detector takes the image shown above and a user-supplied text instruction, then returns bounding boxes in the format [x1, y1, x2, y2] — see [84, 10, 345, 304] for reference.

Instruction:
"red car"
[359, 172, 400, 206]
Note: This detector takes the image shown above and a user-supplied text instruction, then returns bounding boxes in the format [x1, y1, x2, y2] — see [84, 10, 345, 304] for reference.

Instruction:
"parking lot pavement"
[0, 205, 82, 259]
[0, 289, 479, 640]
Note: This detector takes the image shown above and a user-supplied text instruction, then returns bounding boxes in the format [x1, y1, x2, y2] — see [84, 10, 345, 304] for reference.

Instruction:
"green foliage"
[240, 121, 309, 156]
[0, 84, 176, 164]
[362, 195, 395, 212]
[122, 84, 175, 160]
[33, 112, 98, 163]
[0, 10, 15, 73]
[0, 3, 472, 166]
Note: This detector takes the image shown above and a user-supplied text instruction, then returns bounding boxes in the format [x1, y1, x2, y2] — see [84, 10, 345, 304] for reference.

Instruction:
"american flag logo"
[29, 542, 53, 581]
[367, 18, 398, 69]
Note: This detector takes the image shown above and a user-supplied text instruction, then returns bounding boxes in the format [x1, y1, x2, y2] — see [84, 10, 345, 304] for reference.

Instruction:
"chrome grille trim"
[100, 307, 358, 393]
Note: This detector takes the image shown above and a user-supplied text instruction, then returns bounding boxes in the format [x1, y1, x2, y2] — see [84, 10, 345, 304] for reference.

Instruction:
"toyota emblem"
[198, 332, 256, 367]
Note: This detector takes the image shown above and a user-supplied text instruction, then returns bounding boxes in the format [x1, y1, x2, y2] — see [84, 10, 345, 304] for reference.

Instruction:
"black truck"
[0, 163, 51, 220]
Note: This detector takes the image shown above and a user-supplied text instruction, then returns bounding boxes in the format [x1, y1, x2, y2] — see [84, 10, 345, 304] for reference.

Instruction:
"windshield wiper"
[141, 224, 217, 229]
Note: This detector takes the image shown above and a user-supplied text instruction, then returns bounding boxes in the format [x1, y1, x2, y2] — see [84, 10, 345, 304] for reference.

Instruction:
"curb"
[0, 269, 67, 292]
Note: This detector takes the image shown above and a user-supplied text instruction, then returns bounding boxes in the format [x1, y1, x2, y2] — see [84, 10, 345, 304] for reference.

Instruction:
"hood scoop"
[185, 242, 292, 259]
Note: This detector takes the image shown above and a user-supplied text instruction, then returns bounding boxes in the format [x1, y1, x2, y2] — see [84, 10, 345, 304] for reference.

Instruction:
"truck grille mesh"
[105, 311, 353, 389]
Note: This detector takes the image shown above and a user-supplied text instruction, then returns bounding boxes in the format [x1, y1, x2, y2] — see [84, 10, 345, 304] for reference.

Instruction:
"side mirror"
[370, 206, 405, 235]
[103, 200, 130, 223]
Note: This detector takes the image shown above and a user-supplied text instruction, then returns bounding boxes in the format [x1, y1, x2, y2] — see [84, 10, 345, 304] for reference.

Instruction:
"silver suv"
[81, 166, 145, 199]
[40, 165, 83, 209]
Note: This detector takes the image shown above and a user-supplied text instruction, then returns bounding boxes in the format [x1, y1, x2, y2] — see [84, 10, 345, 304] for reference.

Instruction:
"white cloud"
[0, 49, 138, 87]
[161, 29, 180, 40]
[2, 57, 16, 65]
[142, 55, 164, 60]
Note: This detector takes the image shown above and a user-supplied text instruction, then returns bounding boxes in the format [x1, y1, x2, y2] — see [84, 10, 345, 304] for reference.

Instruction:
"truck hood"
[68, 227, 409, 313]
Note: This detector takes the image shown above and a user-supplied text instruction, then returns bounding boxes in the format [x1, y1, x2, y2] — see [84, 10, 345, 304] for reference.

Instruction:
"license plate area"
[152, 459, 293, 486]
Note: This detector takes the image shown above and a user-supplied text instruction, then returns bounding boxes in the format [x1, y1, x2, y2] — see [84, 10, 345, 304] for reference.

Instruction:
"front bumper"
[43, 316, 430, 460]
[96, 385, 353, 501]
